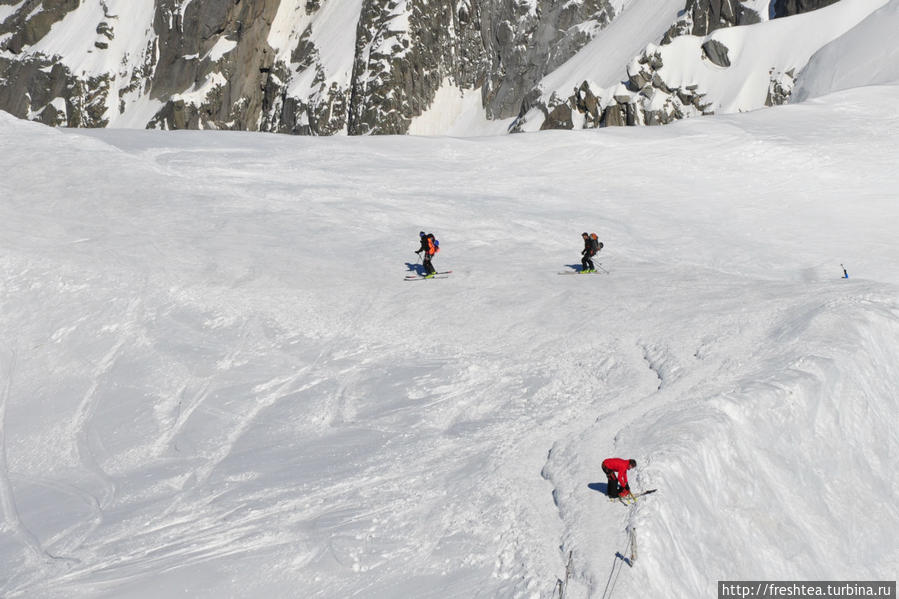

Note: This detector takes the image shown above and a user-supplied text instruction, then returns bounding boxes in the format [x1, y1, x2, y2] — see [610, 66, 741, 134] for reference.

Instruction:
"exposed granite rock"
[662, 0, 841, 44]
[701, 39, 731, 67]
[38, 101, 65, 126]
[572, 80, 602, 128]
[481, 0, 615, 119]
[149, 0, 280, 130]
[662, 0, 761, 43]
[346, 0, 454, 135]
[772, 0, 840, 18]
[540, 100, 574, 130]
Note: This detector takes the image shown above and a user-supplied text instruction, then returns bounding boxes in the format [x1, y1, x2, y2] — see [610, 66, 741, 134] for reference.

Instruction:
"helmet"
[582, 232, 589, 237]
[420, 231, 426, 237]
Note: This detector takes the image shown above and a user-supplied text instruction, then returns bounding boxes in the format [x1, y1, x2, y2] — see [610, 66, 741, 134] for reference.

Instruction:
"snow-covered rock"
[530, 0, 889, 131]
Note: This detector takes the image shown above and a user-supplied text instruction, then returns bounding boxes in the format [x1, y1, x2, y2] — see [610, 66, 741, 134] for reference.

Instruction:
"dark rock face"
[346, 0, 464, 135]
[664, 0, 842, 43]
[772, 0, 840, 18]
[540, 101, 574, 130]
[150, 0, 282, 131]
[481, 0, 615, 119]
[701, 39, 731, 67]
[663, 0, 762, 42]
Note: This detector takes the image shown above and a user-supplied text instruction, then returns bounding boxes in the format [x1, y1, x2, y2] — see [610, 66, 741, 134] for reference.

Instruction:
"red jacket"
[602, 458, 631, 487]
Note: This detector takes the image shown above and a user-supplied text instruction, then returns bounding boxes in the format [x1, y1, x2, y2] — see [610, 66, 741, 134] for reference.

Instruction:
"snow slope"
[1, 83, 898, 598]
[21, 0, 159, 127]
[793, 0, 899, 102]
[538, 0, 685, 93]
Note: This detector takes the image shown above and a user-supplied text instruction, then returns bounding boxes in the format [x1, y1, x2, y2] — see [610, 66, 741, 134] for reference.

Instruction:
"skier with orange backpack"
[580, 232, 603, 273]
[415, 231, 440, 278]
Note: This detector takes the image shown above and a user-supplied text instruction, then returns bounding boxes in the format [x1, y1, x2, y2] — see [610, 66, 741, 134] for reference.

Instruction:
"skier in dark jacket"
[602, 457, 636, 498]
[415, 231, 438, 277]
[581, 232, 598, 273]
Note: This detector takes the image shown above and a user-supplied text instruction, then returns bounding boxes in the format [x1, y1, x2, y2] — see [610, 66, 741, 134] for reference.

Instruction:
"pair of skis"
[558, 264, 609, 275]
[404, 270, 452, 281]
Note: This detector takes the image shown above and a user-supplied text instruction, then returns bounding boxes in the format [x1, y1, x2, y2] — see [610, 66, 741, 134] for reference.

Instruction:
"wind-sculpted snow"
[793, 0, 899, 102]
[1, 84, 898, 597]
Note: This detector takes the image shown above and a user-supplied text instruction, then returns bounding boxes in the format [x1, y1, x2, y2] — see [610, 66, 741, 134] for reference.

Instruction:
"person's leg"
[603, 467, 619, 498]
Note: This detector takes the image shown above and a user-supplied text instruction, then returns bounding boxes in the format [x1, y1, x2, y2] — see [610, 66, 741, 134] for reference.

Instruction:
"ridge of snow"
[792, 0, 899, 102]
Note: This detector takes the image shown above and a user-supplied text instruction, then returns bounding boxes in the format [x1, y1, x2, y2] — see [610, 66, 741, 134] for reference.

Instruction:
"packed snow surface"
[1, 83, 898, 598]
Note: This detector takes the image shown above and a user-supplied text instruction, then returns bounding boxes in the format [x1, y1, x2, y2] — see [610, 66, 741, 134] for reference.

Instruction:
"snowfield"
[1, 82, 898, 597]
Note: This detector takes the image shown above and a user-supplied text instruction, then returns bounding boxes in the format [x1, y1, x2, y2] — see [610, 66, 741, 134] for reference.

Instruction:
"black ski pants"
[603, 465, 620, 498]
[423, 253, 435, 275]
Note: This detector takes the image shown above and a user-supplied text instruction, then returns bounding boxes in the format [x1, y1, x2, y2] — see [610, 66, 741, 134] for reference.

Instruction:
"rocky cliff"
[0, 0, 870, 134]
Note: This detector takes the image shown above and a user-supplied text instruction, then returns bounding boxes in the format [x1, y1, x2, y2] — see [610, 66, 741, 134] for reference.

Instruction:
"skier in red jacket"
[602, 458, 636, 498]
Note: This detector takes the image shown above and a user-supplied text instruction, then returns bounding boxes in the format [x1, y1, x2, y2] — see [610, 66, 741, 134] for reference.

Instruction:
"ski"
[633, 489, 657, 498]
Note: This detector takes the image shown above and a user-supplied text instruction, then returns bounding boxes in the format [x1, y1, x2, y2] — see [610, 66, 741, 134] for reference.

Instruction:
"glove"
[415, 250, 421, 254]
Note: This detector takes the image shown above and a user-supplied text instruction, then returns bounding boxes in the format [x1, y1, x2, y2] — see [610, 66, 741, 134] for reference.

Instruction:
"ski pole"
[596, 263, 610, 274]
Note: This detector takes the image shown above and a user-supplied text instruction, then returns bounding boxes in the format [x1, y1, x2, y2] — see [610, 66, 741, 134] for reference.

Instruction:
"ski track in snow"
[2, 84, 899, 597]
[0, 351, 49, 562]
